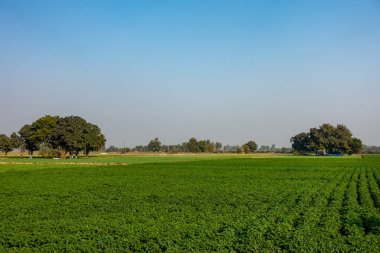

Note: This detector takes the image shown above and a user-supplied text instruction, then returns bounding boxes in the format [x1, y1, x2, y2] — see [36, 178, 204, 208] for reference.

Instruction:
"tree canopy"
[291, 124, 363, 155]
[187, 138, 199, 153]
[10, 132, 23, 150]
[17, 115, 106, 158]
[0, 132, 24, 156]
[19, 124, 40, 158]
[147, 138, 161, 152]
[0, 134, 13, 156]
[185, 138, 216, 153]
[244, 140, 258, 153]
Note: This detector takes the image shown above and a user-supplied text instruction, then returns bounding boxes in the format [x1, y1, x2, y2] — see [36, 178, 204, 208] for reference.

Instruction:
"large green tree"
[51, 116, 87, 157]
[198, 140, 207, 152]
[10, 132, 23, 150]
[334, 124, 354, 154]
[147, 138, 161, 153]
[18, 115, 105, 158]
[83, 123, 106, 156]
[18, 115, 59, 158]
[185, 138, 215, 153]
[19, 124, 39, 158]
[245, 140, 258, 153]
[51, 116, 106, 157]
[187, 137, 199, 153]
[350, 137, 363, 155]
[30, 115, 59, 148]
[291, 124, 362, 155]
[290, 132, 311, 154]
[0, 134, 13, 156]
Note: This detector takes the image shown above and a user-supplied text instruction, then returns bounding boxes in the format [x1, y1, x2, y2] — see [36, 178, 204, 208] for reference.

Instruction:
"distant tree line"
[363, 145, 380, 154]
[290, 124, 363, 155]
[2, 121, 368, 157]
[128, 138, 224, 153]
[108, 138, 293, 154]
[0, 115, 105, 158]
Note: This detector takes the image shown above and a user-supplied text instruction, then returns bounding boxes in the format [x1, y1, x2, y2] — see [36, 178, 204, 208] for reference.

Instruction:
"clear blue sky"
[1, 0, 379, 147]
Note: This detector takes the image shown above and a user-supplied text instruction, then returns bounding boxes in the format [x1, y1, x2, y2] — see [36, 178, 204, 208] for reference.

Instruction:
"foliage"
[19, 124, 39, 157]
[291, 124, 362, 155]
[130, 139, 273, 154]
[0, 132, 25, 155]
[10, 132, 23, 150]
[18, 115, 60, 158]
[29, 115, 59, 147]
[185, 138, 216, 153]
[38, 149, 61, 158]
[215, 142, 223, 151]
[198, 140, 207, 152]
[107, 145, 118, 152]
[51, 116, 88, 157]
[1, 156, 379, 252]
[290, 132, 310, 154]
[244, 140, 257, 153]
[350, 138, 363, 154]
[0, 134, 13, 155]
[83, 122, 106, 156]
[243, 144, 250, 154]
[18, 115, 105, 158]
[187, 137, 199, 153]
[147, 138, 161, 152]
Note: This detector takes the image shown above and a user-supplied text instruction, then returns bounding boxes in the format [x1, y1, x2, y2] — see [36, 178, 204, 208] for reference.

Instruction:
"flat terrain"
[1, 155, 380, 252]
[0, 153, 286, 164]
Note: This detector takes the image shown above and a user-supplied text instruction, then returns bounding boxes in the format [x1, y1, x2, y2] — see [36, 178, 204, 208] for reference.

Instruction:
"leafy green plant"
[1, 156, 380, 252]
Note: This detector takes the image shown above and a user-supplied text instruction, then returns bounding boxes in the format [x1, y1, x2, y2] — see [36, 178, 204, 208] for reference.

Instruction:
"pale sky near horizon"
[1, 0, 380, 147]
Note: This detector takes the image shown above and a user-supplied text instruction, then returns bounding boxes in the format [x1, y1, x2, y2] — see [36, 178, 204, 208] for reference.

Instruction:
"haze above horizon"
[1, 0, 379, 147]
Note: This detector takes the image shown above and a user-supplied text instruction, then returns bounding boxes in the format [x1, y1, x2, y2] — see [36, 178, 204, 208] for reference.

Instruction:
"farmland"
[1, 155, 380, 252]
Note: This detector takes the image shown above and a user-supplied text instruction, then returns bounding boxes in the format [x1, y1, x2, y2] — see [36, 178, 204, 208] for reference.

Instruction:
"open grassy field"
[1, 155, 380, 252]
[0, 153, 289, 165]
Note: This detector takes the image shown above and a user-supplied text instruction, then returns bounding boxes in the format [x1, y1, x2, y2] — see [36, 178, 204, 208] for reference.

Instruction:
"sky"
[1, 0, 380, 148]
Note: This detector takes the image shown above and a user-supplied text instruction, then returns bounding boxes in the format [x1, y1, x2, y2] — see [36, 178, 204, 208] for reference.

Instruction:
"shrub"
[39, 149, 61, 158]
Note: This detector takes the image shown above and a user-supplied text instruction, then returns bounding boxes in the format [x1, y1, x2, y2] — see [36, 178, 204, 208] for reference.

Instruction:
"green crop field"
[0, 153, 286, 165]
[1, 155, 380, 252]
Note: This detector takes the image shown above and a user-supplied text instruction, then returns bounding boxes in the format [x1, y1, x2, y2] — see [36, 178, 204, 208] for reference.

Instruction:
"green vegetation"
[243, 140, 258, 153]
[15, 115, 105, 159]
[0, 133, 23, 156]
[0, 135, 13, 156]
[291, 124, 363, 155]
[134, 138, 226, 153]
[147, 138, 162, 153]
[0, 154, 261, 165]
[1, 155, 380, 252]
